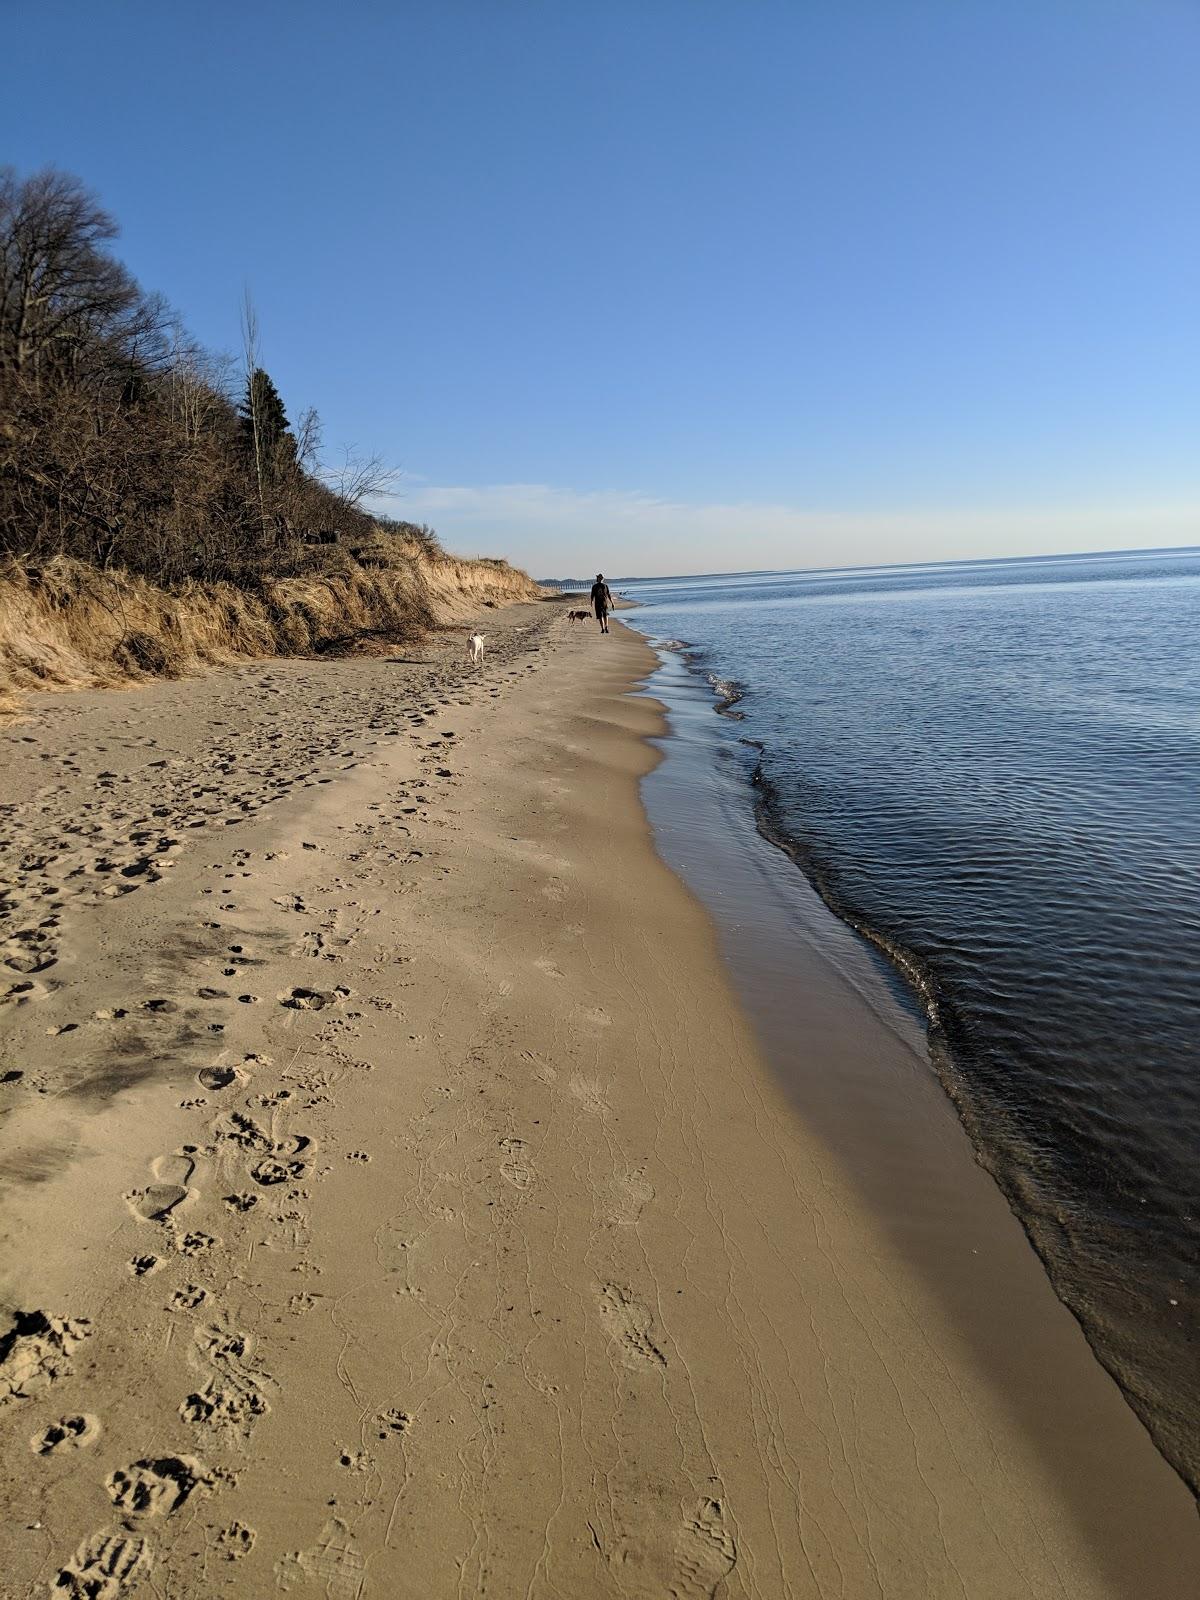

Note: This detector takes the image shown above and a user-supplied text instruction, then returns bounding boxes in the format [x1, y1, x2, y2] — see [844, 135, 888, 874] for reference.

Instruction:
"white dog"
[468, 633, 485, 665]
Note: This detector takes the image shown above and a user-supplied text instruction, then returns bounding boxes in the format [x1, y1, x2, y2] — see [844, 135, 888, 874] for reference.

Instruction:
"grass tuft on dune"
[0, 540, 541, 712]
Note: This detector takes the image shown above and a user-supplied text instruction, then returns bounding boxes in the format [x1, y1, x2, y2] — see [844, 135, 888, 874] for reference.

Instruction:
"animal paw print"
[176, 1230, 217, 1257]
[250, 1157, 304, 1187]
[375, 1408, 410, 1441]
[170, 1284, 208, 1312]
[216, 1521, 255, 1560]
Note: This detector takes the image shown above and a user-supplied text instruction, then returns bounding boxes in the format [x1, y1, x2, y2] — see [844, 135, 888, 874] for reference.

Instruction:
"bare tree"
[166, 324, 233, 444]
[0, 166, 170, 387]
[323, 446, 400, 511]
[293, 405, 321, 470]
[240, 289, 268, 544]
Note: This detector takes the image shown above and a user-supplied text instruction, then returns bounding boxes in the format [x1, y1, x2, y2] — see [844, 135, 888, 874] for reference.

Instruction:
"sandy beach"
[1, 602, 1197, 1600]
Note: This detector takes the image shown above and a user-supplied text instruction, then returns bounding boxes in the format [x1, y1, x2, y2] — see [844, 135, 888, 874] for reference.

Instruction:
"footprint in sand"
[499, 1136, 536, 1190]
[1, 980, 39, 1007]
[197, 1064, 238, 1091]
[568, 1073, 610, 1117]
[31, 1413, 100, 1454]
[54, 1530, 151, 1599]
[124, 1183, 189, 1222]
[610, 1166, 655, 1226]
[106, 1455, 213, 1517]
[672, 1498, 738, 1596]
[279, 985, 348, 1011]
[181, 1322, 270, 1436]
[275, 1516, 365, 1597]
[598, 1283, 668, 1369]
[125, 1152, 197, 1223]
[211, 1110, 272, 1153]
[153, 1152, 197, 1185]
[520, 1049, 557, 1085]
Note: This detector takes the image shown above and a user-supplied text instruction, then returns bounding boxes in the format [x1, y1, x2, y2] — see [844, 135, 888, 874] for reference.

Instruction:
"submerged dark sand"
[0, 605, 1196, 1597]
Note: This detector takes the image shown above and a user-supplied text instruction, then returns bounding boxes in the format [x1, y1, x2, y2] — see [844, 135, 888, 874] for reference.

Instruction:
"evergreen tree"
[238, 367, 295, 481]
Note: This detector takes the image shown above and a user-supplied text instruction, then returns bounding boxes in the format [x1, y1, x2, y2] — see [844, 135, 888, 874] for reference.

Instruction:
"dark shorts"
[594, 602, 608, 618]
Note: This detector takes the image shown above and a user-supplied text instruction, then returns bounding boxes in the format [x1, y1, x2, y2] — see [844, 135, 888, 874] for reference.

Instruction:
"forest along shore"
[1, 605, 1197, 1600]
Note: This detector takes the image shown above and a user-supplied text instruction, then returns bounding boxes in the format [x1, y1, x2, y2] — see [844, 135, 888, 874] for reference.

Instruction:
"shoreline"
[631, 617, 1199, 1503]
[631, 639, 1200, 1579]
[1, 609, 1196, 1596]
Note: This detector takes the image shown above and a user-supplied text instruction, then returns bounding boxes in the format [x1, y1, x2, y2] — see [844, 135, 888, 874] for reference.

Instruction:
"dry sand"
[0, 603, 1196, 1598]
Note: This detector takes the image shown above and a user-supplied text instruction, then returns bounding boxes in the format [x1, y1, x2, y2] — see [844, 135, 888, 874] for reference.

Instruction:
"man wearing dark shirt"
[590, 573, 614, 634]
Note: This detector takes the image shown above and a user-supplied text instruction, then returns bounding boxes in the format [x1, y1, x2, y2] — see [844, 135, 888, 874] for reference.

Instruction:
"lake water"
[622, 547, 1200, 1493]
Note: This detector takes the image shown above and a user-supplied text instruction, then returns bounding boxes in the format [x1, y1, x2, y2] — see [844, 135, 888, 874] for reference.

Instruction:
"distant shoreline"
[541, 540, 1200, 589]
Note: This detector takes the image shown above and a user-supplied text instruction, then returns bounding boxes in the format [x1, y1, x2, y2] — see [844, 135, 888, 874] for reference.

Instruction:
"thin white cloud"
[379, 481, 1199, 577]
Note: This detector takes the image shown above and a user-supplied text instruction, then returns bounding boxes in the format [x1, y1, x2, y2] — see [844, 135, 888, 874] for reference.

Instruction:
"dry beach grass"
[0, 544, 539, 713]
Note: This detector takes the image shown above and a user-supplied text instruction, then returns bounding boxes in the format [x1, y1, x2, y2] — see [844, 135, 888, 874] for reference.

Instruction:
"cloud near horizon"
[382, 481, 1199, 578]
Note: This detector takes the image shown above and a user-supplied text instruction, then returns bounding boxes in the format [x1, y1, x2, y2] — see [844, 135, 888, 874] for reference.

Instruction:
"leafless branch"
[322, 446, 401, 510]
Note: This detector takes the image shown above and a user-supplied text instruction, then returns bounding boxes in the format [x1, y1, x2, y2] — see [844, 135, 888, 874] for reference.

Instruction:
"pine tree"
[238, 367, 295, 482]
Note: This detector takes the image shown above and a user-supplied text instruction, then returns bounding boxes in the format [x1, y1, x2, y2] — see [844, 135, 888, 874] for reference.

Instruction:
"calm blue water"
[623, 547, 1200, 1491]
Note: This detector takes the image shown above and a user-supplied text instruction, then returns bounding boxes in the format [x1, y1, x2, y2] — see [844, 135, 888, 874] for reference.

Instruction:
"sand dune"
[1, 606, 1196, 1598]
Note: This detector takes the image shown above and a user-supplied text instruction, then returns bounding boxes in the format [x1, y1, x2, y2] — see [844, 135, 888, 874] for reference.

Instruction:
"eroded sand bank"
[1, 607, 1196, 1598]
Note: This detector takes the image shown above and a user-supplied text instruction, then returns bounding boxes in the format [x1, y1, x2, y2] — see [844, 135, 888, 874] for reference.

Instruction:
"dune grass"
[0, 541, 541, 713]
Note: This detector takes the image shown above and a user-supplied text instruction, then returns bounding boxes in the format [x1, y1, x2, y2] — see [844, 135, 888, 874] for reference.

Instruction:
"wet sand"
[0, 607, 1196, 1598]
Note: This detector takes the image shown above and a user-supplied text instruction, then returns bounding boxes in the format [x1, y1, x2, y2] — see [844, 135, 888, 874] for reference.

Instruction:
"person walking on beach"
[590, 573, 615, 634]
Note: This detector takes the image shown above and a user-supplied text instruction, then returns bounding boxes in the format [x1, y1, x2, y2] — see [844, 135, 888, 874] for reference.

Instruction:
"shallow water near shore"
[625, 547, 1200, 1495]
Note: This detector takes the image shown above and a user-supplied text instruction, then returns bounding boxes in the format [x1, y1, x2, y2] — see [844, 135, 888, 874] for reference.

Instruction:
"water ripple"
[629, 547, 1200, 1494]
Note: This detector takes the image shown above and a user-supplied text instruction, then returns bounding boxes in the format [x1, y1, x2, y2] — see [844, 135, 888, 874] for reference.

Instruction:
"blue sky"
[6, 1, 1198, 576]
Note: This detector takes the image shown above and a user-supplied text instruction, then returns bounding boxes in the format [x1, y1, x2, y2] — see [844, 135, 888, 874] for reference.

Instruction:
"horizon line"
[535, 539, 1200, 587]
